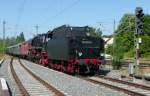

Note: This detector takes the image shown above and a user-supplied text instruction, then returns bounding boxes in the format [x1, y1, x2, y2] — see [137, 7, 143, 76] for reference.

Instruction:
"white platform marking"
[0, 78, 8, 90]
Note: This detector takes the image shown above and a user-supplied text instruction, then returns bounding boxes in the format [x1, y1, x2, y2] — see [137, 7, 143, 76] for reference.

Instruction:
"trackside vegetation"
[106, 14, 150, 69]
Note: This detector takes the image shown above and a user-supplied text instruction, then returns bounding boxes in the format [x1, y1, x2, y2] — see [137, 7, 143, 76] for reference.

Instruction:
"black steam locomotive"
[7, 25, 104, 75]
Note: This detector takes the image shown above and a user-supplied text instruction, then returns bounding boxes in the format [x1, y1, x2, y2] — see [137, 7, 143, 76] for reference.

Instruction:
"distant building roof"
[102, 36, 113, 48]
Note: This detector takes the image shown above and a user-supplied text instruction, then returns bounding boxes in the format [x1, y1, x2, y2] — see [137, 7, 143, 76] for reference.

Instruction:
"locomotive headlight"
[86, 32, 90, 36]
[101, 53, 104, 56]
[78, 52, 83, 57]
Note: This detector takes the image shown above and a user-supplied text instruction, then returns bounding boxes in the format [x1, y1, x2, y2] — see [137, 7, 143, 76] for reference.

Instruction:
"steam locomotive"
[7, 25, 104, 75]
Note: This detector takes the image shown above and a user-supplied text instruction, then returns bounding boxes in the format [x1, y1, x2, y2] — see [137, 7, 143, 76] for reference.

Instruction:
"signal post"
[134, 7, 144, 76]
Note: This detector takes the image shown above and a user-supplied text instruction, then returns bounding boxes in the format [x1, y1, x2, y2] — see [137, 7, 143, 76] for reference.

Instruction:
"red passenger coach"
[20, 40, 32, 58]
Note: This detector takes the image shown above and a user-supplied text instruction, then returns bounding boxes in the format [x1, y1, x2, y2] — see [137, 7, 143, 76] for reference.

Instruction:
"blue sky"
[0, 0, 150, 39]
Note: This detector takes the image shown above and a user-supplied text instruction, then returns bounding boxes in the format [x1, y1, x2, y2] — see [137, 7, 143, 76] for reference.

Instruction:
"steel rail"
[98, 76, 150, 91]
[10, 58, 30, 96]
[80, 77, 146, 96]
[19, 59, 65, 96]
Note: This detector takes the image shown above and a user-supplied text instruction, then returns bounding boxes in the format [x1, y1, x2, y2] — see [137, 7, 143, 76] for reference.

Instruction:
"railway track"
[10, 58, 65, 96]
[8, 58, 150, 96]
[21, 59, 129, 96]
[98, 76, 150, 91]
[79, 76, 150, 96]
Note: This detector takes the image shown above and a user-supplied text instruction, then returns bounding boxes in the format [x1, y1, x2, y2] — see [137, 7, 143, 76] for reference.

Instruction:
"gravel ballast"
[21, 59, 128, 96]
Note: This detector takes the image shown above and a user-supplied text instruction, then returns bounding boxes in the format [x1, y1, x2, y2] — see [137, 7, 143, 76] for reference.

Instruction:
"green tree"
[89, 27, 102, 38]
[106, 44, 113, 55]
[113, 14, 135, 69]
[16, 32, 25, 43]
[0, 32, 25, 54]
[96, 28, 102, 37]
[140, 34, 150, 58]
[114, 13, 150, 63]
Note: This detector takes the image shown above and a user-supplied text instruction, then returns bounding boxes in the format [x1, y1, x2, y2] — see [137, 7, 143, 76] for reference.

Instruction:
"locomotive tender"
[7, 25, 104, 75]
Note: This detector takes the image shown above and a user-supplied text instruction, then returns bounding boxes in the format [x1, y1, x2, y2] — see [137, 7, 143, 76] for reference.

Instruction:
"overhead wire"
[97, 21, 119, 34]
[14, 0, 27, 37]
[52, 0, 81, 19]
[42, 0, 81, 26]
[14, 0, 81, 39]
